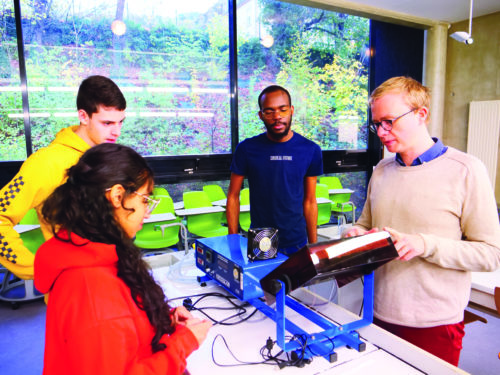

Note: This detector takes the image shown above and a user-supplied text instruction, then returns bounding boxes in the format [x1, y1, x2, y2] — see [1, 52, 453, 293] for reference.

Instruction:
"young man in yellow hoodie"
[0, 75, 126, 280]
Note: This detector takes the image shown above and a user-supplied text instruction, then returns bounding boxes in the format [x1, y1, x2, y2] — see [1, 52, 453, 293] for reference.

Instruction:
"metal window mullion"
[228, 0, 238, 153]
[14, 0, 32, 156]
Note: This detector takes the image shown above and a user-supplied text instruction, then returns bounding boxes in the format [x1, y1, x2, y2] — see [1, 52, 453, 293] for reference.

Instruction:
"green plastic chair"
[239, 188, 251, 232]
[18, 208, 45, 255]
[134, 195, 186, 252]
[183, 191, 228, 238]
[153, 186, 170, 197]
[203, 184, 227, 224]
[203, 184, 226, 202]
[316, 183, 332, 226]
[0, 208, 45, 304]
[319, 176, 356, 223]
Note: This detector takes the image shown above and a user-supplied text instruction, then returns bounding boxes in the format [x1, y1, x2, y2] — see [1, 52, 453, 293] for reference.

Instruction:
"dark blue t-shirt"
[230, 132, 323, 248]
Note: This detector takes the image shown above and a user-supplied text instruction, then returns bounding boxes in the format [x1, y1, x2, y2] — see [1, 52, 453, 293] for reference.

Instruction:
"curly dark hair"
[42, 143, 174, 353]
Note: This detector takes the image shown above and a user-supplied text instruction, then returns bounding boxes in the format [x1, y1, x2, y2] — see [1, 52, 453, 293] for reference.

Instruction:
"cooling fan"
[247, 228, 279, 261]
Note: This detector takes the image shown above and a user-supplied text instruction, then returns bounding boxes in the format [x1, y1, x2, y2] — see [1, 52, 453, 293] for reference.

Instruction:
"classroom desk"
[316, 197, 333, 204]
[211, 198, 227, 206]
[173, 201, 184, 210]
[213, 198, 332, 206]
[152, 252, 468, 375]
[328, 188, 354, 195]
[13, 224, 40, 233]
[175, 206, 225, 216]
[470, 269, 500, 315]
[143, 213, 177, 223]
[211, 199, 250, 213]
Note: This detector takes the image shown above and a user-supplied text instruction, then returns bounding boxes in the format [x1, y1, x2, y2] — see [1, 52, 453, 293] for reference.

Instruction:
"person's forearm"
[304, 201, 318, 244]
[226, 196, 240, 234]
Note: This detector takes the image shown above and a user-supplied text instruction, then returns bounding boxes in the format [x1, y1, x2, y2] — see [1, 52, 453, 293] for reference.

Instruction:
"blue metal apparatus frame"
[199, 268, 374, 363]
[195, 234, 376, 363]
[247, 272, 374, 362]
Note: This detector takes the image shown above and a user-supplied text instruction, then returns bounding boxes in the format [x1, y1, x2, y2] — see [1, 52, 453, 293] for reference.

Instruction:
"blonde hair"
[369, 76, 431, 119]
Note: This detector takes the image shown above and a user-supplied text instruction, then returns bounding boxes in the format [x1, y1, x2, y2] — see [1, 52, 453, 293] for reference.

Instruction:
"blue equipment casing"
[195, 234, 287, 301]
[195, 234, 378, 363]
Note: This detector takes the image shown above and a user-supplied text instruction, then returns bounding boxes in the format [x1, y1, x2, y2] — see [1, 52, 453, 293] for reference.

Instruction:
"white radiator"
[467, 100, 500, 187]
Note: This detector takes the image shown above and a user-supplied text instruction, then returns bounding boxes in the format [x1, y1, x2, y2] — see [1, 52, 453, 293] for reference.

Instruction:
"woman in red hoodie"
[34, 143, 211, 375]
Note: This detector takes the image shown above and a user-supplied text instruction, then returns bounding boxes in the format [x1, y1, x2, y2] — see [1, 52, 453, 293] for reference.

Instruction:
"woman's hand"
[184, 318, 212, 346]
[171, 306, 212, 346]
[171, 306, 193, 326]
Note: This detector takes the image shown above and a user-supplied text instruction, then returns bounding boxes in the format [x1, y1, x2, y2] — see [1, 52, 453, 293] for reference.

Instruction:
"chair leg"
[340, 202, 355, 223]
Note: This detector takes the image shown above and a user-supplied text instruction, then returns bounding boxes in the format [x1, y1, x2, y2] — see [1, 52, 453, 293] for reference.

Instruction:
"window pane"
[20, 0, 230, 155]
[237, 0, 370, 150]
[0, 2, 25, 161]
[322, 171, 367, 224]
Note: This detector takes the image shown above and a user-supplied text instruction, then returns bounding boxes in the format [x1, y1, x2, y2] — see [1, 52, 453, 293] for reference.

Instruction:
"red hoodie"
[34, 231, 198, 375]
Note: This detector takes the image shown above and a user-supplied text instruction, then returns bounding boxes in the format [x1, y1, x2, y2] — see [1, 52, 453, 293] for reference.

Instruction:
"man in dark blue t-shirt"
[227, 85, 323, 255]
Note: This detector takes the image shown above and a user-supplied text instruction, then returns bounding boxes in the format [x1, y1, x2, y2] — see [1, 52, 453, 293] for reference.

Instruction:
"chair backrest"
[321, 176, 352, 206]
[238, 188, 251, 231]
[316, 184, 332, 226]
[134, 195, 182, 250]
[151, 195, 175, 215]
[240, 188, 250, 204]
[19, 208, 39, 225]
[153, 186, 170, 197]
[18, 208, 45, 255]
[183, 191, 213, 209]
[203, 184, 226, 202]
[319, 176, 343, 190]
[316, 183, 329, 199]
[183, 191, 227, 237]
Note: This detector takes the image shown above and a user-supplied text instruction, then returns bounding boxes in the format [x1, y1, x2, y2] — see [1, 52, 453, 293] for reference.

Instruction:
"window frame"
[0, 0, 424, 189]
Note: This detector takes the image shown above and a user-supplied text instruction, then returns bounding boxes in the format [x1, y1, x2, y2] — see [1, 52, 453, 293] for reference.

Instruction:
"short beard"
[266, 116, 292, 141]
[268, 126, 290, 141]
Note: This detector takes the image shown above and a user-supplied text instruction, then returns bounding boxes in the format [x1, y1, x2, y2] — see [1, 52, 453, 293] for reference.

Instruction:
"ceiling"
[343, 0, 500, 23]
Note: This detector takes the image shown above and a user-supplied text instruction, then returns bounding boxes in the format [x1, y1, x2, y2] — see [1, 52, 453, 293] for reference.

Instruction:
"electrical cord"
[169, 292, 259, 326]
[171, 293, 321, 369]
[211, 333, 313, 369]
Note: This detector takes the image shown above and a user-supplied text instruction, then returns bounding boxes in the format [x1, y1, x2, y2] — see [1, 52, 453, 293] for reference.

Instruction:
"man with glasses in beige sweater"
[346, 76, 500, 366]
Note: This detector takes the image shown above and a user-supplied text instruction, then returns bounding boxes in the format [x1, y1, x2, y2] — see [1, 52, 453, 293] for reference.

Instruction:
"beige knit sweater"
[356, 147, 500, 327]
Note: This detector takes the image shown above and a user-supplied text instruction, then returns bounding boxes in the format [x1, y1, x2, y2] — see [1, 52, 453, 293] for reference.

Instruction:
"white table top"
[316, 197, 332, 204]
[329, 188, 354, 194]
[175, 206, 225, 216]
[471, 268, 500, 295]
[469, 268, 500, 313]
[143, 213, 176, 223]
[173, 201, 184, 210]
[212, 199, 250, 213]
[214, 198, 331, 206]
[211, 199, 227, 206]
[14, 224, 40, 233]
[152, 252, 467, 375]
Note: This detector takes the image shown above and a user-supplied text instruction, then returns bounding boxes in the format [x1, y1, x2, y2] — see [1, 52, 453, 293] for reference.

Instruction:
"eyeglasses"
[133, 191, 160, 215]
[106, 188, 160, 215]
[261, 107, 291, 119]
[369, 108, 416, 133]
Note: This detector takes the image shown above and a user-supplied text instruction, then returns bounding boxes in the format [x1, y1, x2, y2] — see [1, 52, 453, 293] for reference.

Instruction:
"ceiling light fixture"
[450, 0, 474, 44]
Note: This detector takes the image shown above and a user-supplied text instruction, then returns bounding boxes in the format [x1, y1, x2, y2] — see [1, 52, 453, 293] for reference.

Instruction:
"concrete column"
[423, 22, 449, 139]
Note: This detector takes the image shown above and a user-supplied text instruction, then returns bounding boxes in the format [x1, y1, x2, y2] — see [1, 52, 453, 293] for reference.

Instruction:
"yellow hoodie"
[0, 126, 90, 279]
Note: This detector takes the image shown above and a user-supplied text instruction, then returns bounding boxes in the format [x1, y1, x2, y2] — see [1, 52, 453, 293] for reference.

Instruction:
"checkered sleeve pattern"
[0, 176, 25, 264]
[0, 176, 24, 213]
